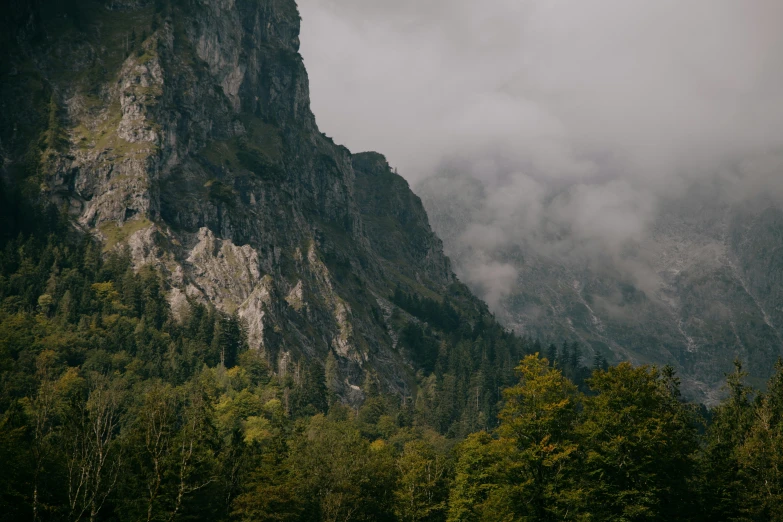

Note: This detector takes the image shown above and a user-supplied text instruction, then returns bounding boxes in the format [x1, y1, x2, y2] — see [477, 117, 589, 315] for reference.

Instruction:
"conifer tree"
[546, 343, 558, 367]
[44, 94, 63, 154]
[726, 359, 783, 520]
[699, 359, 755, 520]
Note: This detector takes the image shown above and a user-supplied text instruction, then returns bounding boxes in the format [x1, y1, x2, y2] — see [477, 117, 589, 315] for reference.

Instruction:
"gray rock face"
[1, 0, 461, 402]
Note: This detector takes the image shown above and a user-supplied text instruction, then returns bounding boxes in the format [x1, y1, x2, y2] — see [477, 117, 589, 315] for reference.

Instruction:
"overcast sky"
[299, 0, 783, 182]
[298, 0, 783, 306]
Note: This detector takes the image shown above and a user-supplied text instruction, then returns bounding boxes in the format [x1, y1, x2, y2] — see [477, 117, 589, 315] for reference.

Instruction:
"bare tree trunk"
[30, 352, 60, 522]
[165, 386, 214, 522]
[142, 385, 176, 522]
[66, 373, 125, 522]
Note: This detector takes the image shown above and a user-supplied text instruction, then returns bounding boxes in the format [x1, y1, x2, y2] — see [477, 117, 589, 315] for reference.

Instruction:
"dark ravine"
[1, 0, 512, 405]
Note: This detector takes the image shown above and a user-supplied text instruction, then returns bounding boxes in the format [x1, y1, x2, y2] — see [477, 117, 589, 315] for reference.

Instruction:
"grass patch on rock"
[99, 217, 153, 251]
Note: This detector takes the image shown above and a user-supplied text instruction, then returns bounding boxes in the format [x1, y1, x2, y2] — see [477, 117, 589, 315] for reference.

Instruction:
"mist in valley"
[298, 0, 783, 395]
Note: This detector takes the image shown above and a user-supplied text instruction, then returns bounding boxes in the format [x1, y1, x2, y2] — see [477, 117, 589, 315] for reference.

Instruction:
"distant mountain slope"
[419, 173, 783, 402]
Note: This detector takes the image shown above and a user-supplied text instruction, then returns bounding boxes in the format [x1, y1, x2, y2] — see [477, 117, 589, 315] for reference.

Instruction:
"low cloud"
[298, 0, 783, 307]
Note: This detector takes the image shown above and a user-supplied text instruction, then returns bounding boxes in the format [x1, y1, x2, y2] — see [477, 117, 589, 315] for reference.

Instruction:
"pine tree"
[211, 312, 245, 368]
[290, 362, 328, 417]
[731, 359, 783, 520]
[568, 342, 581, 372]
[698, 359, 755, 520]
[558, 341, 570, 371]
[592, 352, 608, 371]
[43, 94, 63, 155]
[546, 343, 558, 367]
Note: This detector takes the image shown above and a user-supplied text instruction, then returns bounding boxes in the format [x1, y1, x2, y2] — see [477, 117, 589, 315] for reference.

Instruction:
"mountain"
[4, 3, 783, 520]
[419, 171, 783, 402]
[8, 0, 776, 409]
[0, 0, 525, 411]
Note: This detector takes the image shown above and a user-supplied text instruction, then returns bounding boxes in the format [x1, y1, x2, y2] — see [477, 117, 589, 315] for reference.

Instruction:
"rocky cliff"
[0, 0, 487, 403]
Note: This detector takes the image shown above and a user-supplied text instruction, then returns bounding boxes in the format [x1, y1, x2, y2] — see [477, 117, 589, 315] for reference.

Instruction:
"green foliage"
[496, 355, 583, 520]
[392, 285, 542, 436]
[207, 180, 237, 206]
[289, 362, 328, 417]
[198, 116, 284, 183]
[395, 439, 451, 522]
[579, 363, 700, 521]
[392, 288, 460, 332]
[43, 94, 65, 155]
[99, 218, 153, 252]
[449, 355, 712, 521]
[697, 359, 783, 521]
[2, 184, 783, 521]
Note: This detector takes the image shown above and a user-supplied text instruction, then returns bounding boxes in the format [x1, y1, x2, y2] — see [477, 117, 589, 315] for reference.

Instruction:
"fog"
[298, 0, 783, 308]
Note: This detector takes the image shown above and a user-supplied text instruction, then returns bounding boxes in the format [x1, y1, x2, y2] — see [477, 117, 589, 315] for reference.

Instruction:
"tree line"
[1, 183, 782, 521]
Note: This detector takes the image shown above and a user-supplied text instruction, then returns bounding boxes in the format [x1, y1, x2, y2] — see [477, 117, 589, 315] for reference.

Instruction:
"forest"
[1, 180, 783, 522]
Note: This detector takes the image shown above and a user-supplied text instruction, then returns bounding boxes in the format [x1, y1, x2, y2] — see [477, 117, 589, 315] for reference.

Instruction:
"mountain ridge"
[0, 0, 526, 411]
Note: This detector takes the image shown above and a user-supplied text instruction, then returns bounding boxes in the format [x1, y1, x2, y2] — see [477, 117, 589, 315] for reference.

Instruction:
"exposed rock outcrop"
[0, 0, 470, 403]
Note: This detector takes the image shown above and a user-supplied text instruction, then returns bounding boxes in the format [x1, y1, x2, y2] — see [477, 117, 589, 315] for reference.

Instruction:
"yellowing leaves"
[242, 415, 272, 444]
